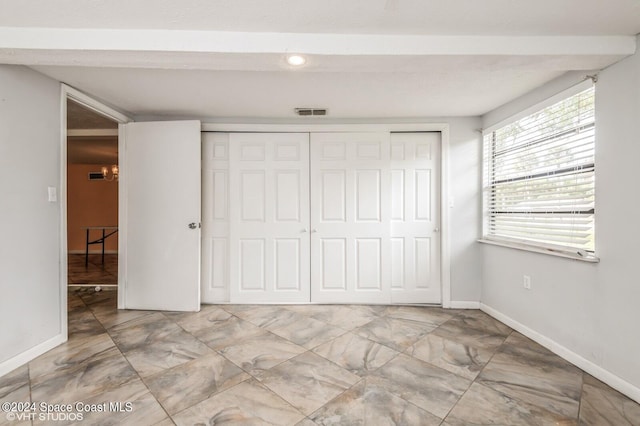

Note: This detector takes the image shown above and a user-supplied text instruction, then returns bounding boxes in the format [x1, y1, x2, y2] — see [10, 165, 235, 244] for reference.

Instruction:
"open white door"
[122, 120, 201, 311]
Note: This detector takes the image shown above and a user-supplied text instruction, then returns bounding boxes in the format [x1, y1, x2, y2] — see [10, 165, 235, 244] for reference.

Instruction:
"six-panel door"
[202, 131, 442, 304]
[201, 132, 231, 303]
[390, 132, 442, 304]
[310, 132, 392, 303]
[229, 133, 311, 303]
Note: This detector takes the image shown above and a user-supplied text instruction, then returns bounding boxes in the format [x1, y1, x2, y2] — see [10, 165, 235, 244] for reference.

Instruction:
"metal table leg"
[85, 228, 90, 267]
[102, 228, 106, 265]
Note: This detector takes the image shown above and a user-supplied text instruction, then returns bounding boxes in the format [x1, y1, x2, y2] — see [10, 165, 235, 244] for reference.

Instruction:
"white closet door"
[201, 133, 230, 303]
[390, 132, 441, 303]
[229, 133, 310, 303]
[310, 132, 391, 304]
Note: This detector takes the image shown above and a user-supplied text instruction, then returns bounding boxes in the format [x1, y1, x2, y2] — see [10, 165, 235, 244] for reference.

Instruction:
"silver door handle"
[434, 227, 440, 233]
[301, 228, 308, 233]
[312, 229, 318, 233]
[188, 222, 198, 229]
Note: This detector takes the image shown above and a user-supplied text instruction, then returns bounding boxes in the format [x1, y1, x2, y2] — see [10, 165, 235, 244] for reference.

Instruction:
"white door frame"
[202, 123, 452, 308]
[60, 84, 132, 334]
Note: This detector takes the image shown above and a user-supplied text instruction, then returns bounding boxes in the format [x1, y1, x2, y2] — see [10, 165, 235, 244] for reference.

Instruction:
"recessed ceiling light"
[286, 54, 306, 66]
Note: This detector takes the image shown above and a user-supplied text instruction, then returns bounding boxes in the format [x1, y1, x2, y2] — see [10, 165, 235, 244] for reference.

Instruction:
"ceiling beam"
[0, 27, 635, 62]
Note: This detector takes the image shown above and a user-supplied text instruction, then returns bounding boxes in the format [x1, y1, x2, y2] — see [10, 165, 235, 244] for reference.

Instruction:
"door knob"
[434, 227, 440, 233]
[301, 228, 308, 233]
[188, 222, 198, 229]
[312, 229, 318, 233]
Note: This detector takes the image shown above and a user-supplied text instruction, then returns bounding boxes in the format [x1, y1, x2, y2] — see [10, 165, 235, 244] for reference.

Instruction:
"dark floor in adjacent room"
[68, 253, 117, 285]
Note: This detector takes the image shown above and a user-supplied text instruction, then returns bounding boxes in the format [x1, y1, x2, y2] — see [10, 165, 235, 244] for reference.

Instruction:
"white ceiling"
[67, 99, 118, 130]
[1, 0, 638, 119]
[2, 0, 640, 35]
[67, 99, 118, 165]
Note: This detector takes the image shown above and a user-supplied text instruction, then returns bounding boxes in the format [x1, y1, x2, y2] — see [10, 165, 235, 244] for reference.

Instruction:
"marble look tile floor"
[1, 289, 639, 426]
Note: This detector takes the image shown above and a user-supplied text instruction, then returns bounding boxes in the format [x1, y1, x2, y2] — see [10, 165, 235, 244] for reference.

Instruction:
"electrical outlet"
[523, 275, 531, 290]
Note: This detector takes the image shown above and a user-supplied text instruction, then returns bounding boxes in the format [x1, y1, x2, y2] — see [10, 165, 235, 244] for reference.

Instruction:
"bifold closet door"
[310, 132, 392, 304]
[205, 130, 442, 305]
[229, 133, 310, 303]
[390, 132, 442, 304]
[201, 132, 230, 303]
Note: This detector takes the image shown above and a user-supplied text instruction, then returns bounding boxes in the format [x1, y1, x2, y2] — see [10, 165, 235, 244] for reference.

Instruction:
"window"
[483, 84, 595, 256]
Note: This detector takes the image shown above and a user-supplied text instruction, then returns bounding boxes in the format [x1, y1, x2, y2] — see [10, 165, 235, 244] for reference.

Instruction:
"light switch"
[48, 186, 57, 202]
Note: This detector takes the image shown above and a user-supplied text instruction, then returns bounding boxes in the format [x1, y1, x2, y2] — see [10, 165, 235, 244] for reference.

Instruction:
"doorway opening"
[61, 85, 131, 334]
[66, 99, 119, 294]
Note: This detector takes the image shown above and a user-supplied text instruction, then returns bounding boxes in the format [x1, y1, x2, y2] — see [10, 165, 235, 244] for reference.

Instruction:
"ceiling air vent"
[295, 108, 327, 116]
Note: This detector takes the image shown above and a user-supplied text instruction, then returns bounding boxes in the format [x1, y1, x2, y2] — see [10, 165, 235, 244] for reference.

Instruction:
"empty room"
[0, 1, 639, 424]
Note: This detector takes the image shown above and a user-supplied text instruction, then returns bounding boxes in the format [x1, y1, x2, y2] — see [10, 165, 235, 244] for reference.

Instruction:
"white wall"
[480, 40, 640, 401]
[446, 117, 483, 303]
[0, 65, 64, 374]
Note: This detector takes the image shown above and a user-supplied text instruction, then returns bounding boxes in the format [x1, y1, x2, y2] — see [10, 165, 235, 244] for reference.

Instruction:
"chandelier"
[101, 164, 119, 181]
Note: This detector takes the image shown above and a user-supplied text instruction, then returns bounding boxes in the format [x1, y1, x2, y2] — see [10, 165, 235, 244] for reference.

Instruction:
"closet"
[201, 130, 441, 304]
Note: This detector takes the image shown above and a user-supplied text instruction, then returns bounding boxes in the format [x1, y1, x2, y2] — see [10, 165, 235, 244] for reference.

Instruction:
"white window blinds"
[483, 85, 595, 253]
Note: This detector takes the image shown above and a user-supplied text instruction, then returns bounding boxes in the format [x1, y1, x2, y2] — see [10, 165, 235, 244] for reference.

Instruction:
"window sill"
[477, 238, 600, 263]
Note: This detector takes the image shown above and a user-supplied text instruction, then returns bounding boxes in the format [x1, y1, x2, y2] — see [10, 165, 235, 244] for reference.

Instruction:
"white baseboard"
[449, 301, 481, 309]
[0, 334, 66, 377]
[480, 303, 640, 405]
[68, 250, 118, 254]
